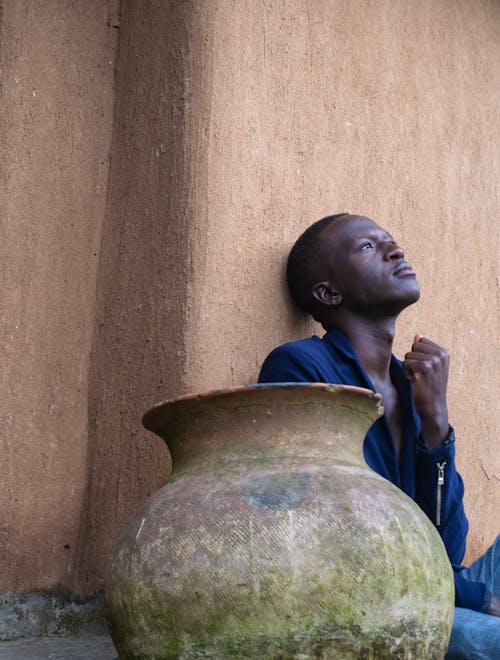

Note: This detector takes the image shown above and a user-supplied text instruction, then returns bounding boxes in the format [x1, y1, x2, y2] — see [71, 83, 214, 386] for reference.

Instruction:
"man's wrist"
[418, 425, 454, 451]
[418, 410, 450, 448]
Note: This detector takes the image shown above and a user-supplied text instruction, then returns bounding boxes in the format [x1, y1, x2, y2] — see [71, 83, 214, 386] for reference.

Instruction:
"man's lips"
[393, 262, 416, 277]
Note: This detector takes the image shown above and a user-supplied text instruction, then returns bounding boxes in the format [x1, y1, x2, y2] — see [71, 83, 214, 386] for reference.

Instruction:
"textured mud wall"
[0, 2, 118, 591]
[1, 0, 498, 598]
[182, 0, 500, 566]
[71, 0, 214, 593]
[77, 0, 499, 593]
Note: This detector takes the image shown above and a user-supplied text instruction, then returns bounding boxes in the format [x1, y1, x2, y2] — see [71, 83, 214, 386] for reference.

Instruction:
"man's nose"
[385, 242, 404, 260]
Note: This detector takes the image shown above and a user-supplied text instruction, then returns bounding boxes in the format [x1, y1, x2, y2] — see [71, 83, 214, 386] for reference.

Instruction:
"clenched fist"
[403, 335, 450, 448]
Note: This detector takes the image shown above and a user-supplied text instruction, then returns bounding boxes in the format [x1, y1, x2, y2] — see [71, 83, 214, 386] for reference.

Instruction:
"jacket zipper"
[436, 461, 447, 527]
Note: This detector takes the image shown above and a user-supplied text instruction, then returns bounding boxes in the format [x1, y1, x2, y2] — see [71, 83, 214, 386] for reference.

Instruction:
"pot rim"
[142, 382, 382, 432]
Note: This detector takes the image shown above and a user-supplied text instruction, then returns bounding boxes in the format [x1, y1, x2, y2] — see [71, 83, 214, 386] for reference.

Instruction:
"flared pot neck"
[142, 384, 383, 472]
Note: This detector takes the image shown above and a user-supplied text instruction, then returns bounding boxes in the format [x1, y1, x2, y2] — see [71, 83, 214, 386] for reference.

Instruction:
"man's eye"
[360, 242, 373, 250]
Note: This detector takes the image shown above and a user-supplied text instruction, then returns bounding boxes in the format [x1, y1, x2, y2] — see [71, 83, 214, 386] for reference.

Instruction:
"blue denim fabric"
[446, 535, 500, 659]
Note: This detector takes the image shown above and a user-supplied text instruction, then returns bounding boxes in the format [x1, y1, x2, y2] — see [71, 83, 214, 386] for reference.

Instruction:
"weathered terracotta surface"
[106, 384, 454, 658]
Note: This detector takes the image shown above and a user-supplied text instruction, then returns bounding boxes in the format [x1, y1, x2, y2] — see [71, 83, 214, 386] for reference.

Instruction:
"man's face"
[318, 215, 420, 315]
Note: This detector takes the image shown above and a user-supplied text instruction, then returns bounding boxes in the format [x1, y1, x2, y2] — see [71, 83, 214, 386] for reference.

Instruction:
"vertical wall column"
[73, 0, 218, 595]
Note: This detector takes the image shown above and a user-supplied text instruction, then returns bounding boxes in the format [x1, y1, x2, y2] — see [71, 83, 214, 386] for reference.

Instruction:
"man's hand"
[488, 594, 500, 617]
[403, 335, 449, 448]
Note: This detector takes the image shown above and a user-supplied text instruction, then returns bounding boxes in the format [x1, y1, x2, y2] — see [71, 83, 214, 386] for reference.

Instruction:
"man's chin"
[400, 278, 421, 302]
[410, 286, 421, 303]
[391, 286, 421, 314]
[401, 287, 421, 310]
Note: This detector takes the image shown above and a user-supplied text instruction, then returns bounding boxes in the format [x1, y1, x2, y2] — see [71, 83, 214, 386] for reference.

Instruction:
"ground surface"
[0, 632, 117, 659]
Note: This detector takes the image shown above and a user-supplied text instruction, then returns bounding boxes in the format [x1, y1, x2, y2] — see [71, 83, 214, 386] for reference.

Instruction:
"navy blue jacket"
[259, 328, 486, 611]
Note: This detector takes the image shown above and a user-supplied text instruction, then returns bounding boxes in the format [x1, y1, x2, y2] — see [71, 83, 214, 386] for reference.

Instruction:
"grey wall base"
[0, 591, 107, 640]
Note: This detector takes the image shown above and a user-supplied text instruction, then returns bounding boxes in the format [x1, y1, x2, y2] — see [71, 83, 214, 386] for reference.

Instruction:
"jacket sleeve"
[415, 434, 468, 564]
[414, 435, 488, 611]
[453, 569, 488, 612]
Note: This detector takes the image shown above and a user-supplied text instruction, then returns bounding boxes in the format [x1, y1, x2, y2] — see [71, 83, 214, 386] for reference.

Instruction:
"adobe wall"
[1, 0, 498, 600]
[0, 1, 118, 594]
[77, 0, 498, 594]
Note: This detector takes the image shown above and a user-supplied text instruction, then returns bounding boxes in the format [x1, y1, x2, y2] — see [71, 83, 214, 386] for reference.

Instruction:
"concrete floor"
[0, 632, 118, 659]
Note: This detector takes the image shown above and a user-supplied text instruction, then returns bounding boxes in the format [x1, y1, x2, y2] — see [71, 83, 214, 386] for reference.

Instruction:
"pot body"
[105, 384, 454, 659]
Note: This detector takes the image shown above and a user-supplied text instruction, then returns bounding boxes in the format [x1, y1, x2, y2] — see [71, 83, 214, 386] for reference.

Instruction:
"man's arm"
[403, 335, 498, 614]
[455, 571, 500, 616]
[402, 336, 465, 559]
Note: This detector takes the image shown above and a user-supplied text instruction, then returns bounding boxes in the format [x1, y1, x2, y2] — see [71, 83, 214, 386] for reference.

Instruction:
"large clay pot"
[105, 384, 454, 659]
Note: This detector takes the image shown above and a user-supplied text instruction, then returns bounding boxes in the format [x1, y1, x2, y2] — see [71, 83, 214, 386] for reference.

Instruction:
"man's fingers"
[405, 336, 449, 386]
[403, 367, 415, 382]
[405, 349, 448, 366]
[412, 335, 449, 353]
[411, 337, 447, 354]
[404, 351, 435, 361]
[402, 364, 423, 382]
[403, 358, 435, 375]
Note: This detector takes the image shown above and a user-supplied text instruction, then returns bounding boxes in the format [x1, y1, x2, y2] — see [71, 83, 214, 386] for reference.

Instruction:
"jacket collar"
[323, 327, 359, 362]
[323, 326, 404, 375]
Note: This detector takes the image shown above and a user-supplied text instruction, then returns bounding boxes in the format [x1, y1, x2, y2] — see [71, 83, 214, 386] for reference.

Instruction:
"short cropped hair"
[286, 213, 349, 317]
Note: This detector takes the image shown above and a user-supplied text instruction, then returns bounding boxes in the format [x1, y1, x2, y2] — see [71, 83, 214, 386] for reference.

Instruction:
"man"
[259, 213, 499, 658]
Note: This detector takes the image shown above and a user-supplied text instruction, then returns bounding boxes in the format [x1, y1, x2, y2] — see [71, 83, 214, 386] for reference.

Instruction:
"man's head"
[286, 213, 349, 318]
[287, 214, 420, 325]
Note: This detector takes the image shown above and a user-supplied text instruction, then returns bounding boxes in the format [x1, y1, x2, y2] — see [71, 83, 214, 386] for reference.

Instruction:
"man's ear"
[312, 281, 342, 307]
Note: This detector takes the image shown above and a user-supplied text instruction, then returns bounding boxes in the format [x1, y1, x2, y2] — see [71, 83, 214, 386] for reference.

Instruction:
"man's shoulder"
[258, 335, 339, 383]
[264, 334, 332, 363]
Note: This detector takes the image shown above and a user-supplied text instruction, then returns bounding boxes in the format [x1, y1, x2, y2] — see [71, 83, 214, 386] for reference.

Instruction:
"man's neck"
[327, 315, 396, 382]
